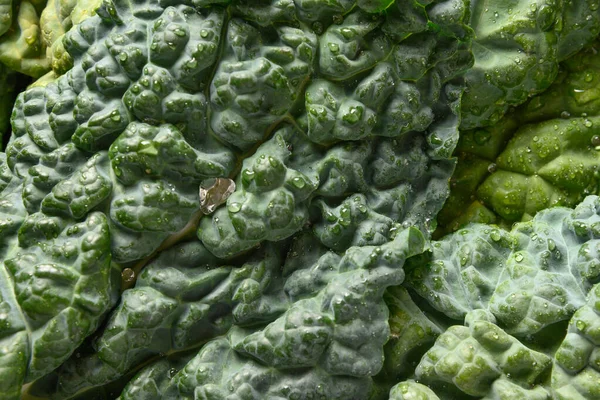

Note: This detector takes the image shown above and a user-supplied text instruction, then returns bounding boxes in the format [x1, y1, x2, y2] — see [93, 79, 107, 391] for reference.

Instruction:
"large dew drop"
[121, 268, 135, 283]
[199, 177, 236, 214]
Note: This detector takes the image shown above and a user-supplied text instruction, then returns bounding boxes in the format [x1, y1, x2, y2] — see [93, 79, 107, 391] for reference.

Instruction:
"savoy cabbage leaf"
[116, 227, 425, 400]
[0, 0, 474, 398]
[552, 282, 600, 399]
[407, 195, 600, 337]
[461, 0, 600, 129]
[0, 211, 117, 399]
[438, 38, 600, 234]
[2, 0, 473, 265]
[0, 0, 597, 399]
[0, 0, 102, 78]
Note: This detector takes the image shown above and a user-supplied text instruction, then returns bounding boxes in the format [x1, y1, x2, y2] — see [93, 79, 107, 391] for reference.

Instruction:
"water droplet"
[199, 177, 236, 214]
[291, 177, 306, 188]
[242, 169, 255, 183]
[328, 42, 340, 53]
[187, 58, 198, 69]
[325, 211, 337, 222]
[487, 163, 497, 173]
[340, 27, 354, 39]
[515, 253, 524, 262]
[344, 106, 362, 124]
[490, 230, 501, 241]
[227, 202, 241, 213]
[121, 268, 135, 283]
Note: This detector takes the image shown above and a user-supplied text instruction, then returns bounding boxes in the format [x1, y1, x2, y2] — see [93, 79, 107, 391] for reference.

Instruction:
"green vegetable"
[0, 0, 100, 78]
[461, 0, 600, 129]
[382, 195, 600, 399]
[0, 211, 117, 399]
[416, 310, 553, 399]
[3, 0, 472, 266]
[380, 286, 443, 383]
[389, 380, 441, 400]
[116, 227, 425, 400]
[0, 0, 473, 398]
[408, 195, 600, 336]
[47, 240, 288, 398]
[40, 0, 102, 75]
[552, 283, 600, 399]
[438, 39, 600, 234]
[0, 0, 597, 399]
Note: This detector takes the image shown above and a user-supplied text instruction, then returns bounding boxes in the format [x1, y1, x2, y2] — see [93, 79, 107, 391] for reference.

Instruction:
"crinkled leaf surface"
[461, 0, 600, 129]
[552, 283, 600, 399]
[2, 1, 600, 399]
[389, 380, 441, 400]
[116, 227, 425, 400]
[374, 197, 600, 399]
[1, 0, 473, 398]
[438, 40, 600, 234]
[407, 195, 600, 338]
[379, 286, 444, 383]
[415, 310, 553, 399]
[0, 0, 101, 78]
[41, 227, 424, 399]
[0, 210, 117, 399]
[40, 0, 103, 75]
[46, 240, 288, 398]
[3, 0, 472, 263]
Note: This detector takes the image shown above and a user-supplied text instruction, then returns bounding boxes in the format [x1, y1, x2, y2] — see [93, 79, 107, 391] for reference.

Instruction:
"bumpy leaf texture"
[389, 380, 441, 400]
[116, 228, 425, 400]
[437, 39, 600, 235]
[0, 211, 117, 399]
[0, 0, 473, 398]
[5, 0, 472, 265]
[408, 195, 600, 337]
[0, 0, 102, 78]
[415, 310, 553, 399]
[379, 286, 443, 383]
[552, 282, 600, 399]
[461, 0, 600, 129]
[378, 196, 600, 398]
